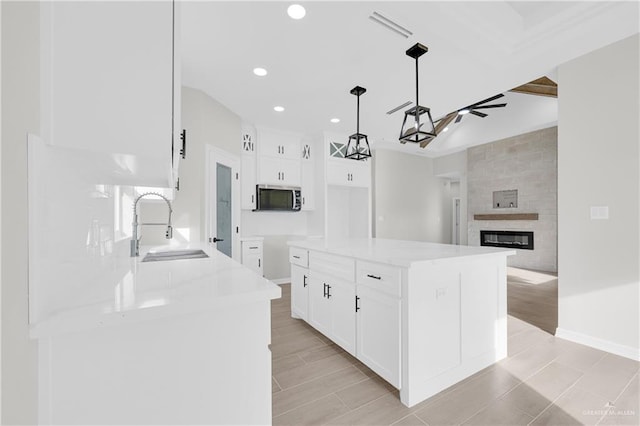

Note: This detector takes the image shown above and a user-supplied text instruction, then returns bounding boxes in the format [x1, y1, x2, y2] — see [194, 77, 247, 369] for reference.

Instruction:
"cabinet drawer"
[309, 251, 355, 281]
[289, 247, 309, 267]
[242, 241, 263, 256]
[356, 261, 401, 298]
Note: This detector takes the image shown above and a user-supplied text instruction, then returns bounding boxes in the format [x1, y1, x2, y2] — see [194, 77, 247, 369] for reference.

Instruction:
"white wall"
[433, 150, 468, 245]
[1, 2, 39, 423]
[141, 86, 242, 246]
[557, 34, 639, 360]
[372, 149, 451, 243]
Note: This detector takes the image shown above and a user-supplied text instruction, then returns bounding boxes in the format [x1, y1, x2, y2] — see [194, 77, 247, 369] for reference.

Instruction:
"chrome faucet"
[130, 192, 173, 257]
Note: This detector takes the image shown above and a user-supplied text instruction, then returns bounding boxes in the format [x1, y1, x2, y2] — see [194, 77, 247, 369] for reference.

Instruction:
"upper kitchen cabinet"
[256, 127, 301, 187]
[40, 1, 181, 187]
[241, 124, 257, 210]
[324, 132, 371, 188]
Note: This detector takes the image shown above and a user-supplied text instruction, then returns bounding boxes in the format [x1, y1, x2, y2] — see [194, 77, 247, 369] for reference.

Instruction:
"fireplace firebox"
[480, 230, 534, 250]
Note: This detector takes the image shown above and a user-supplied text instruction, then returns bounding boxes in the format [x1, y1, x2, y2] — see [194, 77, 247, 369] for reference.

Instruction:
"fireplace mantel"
[474, 213, 539, 221]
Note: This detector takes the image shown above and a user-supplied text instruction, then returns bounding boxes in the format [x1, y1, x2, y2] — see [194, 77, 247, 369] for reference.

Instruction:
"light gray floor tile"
[575, 354, 639, 401]
[335, 376, 395, 410]
[599, 373, 640, 426]
[274, 394, 350, 426]
[531, 385, 609, 425]
[500, 362, 583, 417]
[275, 353, 356, 390]
[391, 414, 428, 426]
[273, 366, 366, 417]
[327, 393, 414, 426]
[462, 399, 533, 425]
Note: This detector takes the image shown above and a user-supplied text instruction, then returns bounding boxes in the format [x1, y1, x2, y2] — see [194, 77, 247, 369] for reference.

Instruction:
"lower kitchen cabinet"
[356, 285, 401, 388]
[241, 238, 263, 276]
[291, 264, 309, 320]
[308, 270, 356, 356]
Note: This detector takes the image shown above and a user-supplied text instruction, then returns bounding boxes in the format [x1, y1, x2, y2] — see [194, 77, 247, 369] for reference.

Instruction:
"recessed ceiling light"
[330, 118, 340, 123]
[253, 67, 267, 77]
[287, 4, 306, 20]
[274, 106, 285, 112]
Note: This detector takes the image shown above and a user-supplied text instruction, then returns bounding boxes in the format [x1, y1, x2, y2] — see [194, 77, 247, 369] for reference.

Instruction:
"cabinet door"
[257, 157, 282, 185]
[280, 159, 301, 186]
[42, 2, 177, 186]
[326, 161, 350, 186]
[301, 161, 315, 211]
[328, 278, 356, 356]
[291, 264, 309, 320]
[242, 241, 263, 275]
[308, 272, 331, 337]
[349, 162, 371, 188]
[241, 155, 257, 210]
[356, 286, 401, 388]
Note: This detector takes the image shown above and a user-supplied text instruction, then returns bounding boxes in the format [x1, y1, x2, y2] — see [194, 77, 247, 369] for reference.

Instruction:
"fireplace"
[480, 230, 534, 250]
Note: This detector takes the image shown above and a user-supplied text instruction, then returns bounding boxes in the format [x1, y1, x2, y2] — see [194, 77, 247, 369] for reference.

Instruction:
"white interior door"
[207, 147, 240, 261]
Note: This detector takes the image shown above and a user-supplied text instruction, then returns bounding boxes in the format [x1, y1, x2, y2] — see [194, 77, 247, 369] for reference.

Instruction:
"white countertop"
[30, 243, 281, 339]
[288, 238, 516, 267]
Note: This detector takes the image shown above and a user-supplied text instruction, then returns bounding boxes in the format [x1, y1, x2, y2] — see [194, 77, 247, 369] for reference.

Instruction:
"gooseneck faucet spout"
[130, 192, 173, 257]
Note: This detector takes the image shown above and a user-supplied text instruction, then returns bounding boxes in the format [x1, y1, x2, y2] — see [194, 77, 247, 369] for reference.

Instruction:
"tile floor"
[271, 284, 639, 426]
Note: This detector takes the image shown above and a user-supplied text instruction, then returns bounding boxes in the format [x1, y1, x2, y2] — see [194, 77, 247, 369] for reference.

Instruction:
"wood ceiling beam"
[420, 112, 458, 148]
[509, 76, 558, 98]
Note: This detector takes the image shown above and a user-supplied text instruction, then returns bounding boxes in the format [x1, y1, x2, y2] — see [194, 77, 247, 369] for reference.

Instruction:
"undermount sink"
[142, 249, 209, 262]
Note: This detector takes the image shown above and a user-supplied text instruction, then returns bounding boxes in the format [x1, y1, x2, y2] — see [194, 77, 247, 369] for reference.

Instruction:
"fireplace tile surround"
[467, 127, 557, 272]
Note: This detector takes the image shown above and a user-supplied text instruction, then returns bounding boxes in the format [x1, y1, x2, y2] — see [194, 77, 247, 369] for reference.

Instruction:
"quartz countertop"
[30, 243, 281, 339]
[287, 238, 515, 267]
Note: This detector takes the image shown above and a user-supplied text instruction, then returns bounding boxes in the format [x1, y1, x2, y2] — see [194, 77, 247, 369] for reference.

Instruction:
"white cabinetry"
[258, 157, 301, 186]
[301, 141, 315, 210]
[241, 238, 263, 276]
[293, 248, 398, 370]
[257, 128, 301, 186]
[290, 247, 309, 320]
[289, 239, 511, 408]
[241, 127, 257, 210]
[327, 159, 370, 188]
[40, 1, 181, 187]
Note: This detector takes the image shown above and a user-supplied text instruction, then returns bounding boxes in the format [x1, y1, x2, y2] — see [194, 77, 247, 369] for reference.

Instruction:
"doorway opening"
[206, 146, 240, 261]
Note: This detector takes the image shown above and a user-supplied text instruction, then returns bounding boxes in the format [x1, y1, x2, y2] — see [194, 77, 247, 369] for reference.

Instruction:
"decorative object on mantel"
[399, 42, 437, 147]
[345, 86, 372, 161]
[474, 213, 539, 221]
[493, 189, 518, 208]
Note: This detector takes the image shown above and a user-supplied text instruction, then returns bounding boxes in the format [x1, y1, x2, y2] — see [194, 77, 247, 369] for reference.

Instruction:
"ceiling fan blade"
[470, 110, 488, 118]
[471, 93, 505, 106]
[472, 103, 507, 110]
[455, 114, 463, 123]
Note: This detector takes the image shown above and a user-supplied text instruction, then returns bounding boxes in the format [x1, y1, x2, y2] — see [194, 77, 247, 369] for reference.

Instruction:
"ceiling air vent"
[369, 11, 413, 39]
[386, 101, 413, 115]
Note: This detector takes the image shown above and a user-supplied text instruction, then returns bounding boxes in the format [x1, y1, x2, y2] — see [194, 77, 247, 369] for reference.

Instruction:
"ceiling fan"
[454, 93, 507, 123]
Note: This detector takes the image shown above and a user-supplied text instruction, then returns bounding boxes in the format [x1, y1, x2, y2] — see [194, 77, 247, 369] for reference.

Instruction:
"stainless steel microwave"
[254, 185, 302, 211]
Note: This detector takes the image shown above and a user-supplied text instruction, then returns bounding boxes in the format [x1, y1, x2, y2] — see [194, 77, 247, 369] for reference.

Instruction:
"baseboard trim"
[270, 278, 291, 285]
[555, 327, 640, 361]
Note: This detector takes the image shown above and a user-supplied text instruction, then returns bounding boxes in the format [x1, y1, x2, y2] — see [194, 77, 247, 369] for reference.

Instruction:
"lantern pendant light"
[399, 43, 437, 146]
[345, 86, 372, 161]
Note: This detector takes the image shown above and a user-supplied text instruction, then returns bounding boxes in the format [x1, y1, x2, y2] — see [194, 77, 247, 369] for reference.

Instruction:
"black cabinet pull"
[323, 283, 327, 298]
[249, 246, 258, 249]
[258, 258, 261, 268]
[303, 275, 307, 287]
[367, 274, 382, 280]
[282, 145, 285, 155]
[326, 285, 332, 299]
[180, 129, 186, 159]
[293, 255, 300, 259]
[355, 296, 360, 312]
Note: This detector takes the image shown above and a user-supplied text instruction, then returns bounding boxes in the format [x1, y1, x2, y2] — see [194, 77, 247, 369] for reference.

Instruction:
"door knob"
[212, 237, 224, 243]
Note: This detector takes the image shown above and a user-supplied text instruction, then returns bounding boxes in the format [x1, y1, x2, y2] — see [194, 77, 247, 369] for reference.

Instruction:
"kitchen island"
[287, 238, 515, 407]
[31, 244, 281, 425]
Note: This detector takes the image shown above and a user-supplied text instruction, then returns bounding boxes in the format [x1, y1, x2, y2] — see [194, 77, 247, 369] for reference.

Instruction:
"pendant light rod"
[415, 56, 420, 129]
[346, 86, 371, 161]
